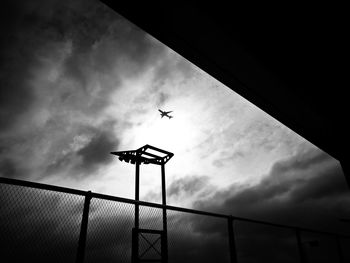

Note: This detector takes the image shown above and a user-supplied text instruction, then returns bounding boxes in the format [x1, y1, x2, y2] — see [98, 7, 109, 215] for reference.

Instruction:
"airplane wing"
[165, 111, 172, 114]
[158, 109, 163, 113]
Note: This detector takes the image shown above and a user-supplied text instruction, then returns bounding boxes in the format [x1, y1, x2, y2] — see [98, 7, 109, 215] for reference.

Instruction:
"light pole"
[111, 144, 174, 263]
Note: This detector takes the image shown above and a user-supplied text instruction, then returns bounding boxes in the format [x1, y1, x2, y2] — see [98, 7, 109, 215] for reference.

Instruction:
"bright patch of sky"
[37, 43, 309, 204]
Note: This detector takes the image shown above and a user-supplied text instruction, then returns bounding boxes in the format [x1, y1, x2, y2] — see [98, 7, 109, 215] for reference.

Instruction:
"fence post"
[161, 163, 168, 263]
[76, 190, 92, 263]
[335, 235, 344, 263]
[295, 228, 306, 263]
[227, 216, 238, 263]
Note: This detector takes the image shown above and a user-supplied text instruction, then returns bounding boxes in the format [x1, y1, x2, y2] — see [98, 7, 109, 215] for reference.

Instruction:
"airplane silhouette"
[158, 109, 173, 119]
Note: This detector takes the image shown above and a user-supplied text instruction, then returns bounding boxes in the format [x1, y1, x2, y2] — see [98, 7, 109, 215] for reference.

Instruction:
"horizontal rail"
[0, 176, 87, 196]
[229, 215, 350, 238]
[1, 176, 349, 239]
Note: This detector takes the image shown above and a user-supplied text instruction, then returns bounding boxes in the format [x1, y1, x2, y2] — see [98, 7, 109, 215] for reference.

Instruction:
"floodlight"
[110, 145, 174, 263]
[111, 144, 173, 166]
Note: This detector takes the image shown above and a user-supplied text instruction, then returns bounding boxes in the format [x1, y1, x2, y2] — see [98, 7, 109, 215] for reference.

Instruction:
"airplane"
[158, 109, 173, 119]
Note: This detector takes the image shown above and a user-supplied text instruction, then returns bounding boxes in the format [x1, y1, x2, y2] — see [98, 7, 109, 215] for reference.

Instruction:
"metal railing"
[0, 177, 349, 263]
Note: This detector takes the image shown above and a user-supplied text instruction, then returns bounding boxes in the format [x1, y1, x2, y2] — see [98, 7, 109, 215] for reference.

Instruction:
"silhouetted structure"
[111, 145, 174, 263]
[0, 177, 349, 263]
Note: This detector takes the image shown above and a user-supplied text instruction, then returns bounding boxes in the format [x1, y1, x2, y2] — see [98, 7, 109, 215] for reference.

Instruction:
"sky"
[1, 0, 350, 262]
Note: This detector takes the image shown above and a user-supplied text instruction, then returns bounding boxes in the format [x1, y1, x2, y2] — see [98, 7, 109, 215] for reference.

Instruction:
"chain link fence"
[0, 182, 84, 263]
[0, 177, 349, 263]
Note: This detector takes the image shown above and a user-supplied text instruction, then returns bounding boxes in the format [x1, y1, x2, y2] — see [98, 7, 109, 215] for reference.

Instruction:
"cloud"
[194, 147, 350, 234]
[0, 0, 169, 182]
[179, 148, 350, 262]
[76, 130, 119, 173]
[0, 2, 37, 133]
[167, 175, 211, 198]
[144, 175, 215, 206]
[44, 121, 120, 179]
[0, 158, 24, 178]
[0, 159, 14, 177]
[156, 91, 170, 106]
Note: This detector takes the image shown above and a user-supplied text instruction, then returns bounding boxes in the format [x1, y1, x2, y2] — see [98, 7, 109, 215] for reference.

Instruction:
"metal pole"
[335, 235, 344, 263]
[133, 161, 140, 263]
[161, 162, 168, 263]
[76, 191, 92, 263]
[295, 229, 306, 263]
[135, 161, 140, 229]
[227, 216, 238, 263]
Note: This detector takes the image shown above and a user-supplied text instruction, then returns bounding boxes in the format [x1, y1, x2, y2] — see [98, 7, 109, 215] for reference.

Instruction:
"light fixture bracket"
[111, 144, 174, 165]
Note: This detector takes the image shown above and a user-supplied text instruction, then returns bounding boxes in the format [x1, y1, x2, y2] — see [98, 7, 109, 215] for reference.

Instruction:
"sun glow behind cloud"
[28, 37, 310, 202]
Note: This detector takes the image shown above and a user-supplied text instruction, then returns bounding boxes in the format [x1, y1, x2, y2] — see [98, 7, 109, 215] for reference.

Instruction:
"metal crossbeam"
[132, 228, 165, 263]
[111, 144, 174, 165]
[139, 234, 162, 258]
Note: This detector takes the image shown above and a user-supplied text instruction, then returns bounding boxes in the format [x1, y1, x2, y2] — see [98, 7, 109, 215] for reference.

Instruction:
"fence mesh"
[85, 198, 134, 263]
[1, 179, 348, 263]
[339, 237, 350, 262]
[139, 205, 163, 230]
[0, 183, 84, 263]
[234, 220, 299, 263]
[167, 210, 230, 263]
[298, 230, 341, 263]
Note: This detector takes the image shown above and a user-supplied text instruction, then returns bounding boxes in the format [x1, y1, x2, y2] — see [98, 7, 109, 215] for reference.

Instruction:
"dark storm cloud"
[144, 175, 214, 204]
[0, 158, 22, 178]
[0, 1, 38, 132]
[76, 130, 118, 173]
[1, 0, 165, 109]
[195, 148, 350, 234]
[0, 0, 169, 181]
[269, 148, 331, 174]
[176, 148, 350, 262]
[288, 165, 348, 202]
[210, 120, 296, 168]
[167, 175, 210, 197]
[45, 121, 120, 178]
[0, 64, 34, 133]
[58, 0, 166, 93]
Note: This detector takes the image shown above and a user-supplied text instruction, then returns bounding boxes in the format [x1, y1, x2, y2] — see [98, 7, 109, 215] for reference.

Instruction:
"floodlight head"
[111, 145, 174, 166]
